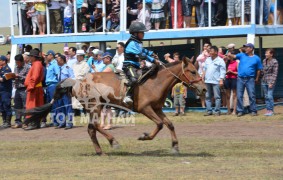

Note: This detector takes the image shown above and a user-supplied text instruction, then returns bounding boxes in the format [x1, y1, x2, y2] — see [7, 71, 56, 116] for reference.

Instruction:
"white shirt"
[128, 7, 151, 31]
[112, 52, 124, 71]
[64, 2, 73, 18]
[72, 60, 90, 80]
[49, 2, 61, 10]
[67, 56, 77, 70]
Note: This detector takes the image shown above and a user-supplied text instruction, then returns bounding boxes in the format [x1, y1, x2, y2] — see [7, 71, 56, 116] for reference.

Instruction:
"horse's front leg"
[157, 110, 179, 154]
[139, 106, 164, 141]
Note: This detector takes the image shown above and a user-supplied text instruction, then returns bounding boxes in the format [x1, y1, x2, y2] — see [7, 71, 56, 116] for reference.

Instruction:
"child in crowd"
[34, 1, 46, 35]
[105, 8, 120, 32]
[26, 2, 39, 35]
[63, 0, 73, 33]
[78, 3, 90, 32]
[172, 82, 187, 116]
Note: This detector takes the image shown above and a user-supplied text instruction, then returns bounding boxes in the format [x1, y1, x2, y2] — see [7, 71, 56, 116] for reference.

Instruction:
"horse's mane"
[158, 61, 182, 71]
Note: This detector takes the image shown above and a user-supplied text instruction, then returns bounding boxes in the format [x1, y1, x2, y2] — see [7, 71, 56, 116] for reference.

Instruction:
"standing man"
[48, 0, 62, 34]
[112, 42, 125, 71]
[0, 56, 13, 128]
[43, 50, 60, 127]
[24, 49, 45, 130]
[12, 54, 30, 128]
[56, 55, 74, 129]
[203, 46, 226, 116]
[72, 50, 90, 80]
[67, 47, 78, 69]
[229, 43, 263, 117]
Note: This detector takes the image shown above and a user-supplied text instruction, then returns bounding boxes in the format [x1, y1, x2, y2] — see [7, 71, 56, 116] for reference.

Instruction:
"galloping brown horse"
[25, 57, 206, 155]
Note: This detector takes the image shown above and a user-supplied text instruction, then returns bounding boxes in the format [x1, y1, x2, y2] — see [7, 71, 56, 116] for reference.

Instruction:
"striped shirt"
[262, 58, 278, 85]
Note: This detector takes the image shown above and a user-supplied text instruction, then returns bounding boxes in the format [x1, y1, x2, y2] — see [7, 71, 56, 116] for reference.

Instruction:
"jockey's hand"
[154, 60, 160, 65]
[152, 53, 159, 60]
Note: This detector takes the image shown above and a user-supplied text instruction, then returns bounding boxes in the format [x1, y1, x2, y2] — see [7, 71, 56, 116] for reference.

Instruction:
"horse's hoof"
[112, 142, 120, 149]
[138, 132, 149, 141]
[171, 147, 180, 155]
[96, 152, 108, 156]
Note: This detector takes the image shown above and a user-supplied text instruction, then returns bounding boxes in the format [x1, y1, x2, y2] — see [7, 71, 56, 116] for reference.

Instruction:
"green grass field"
[0, 112, 283, 179]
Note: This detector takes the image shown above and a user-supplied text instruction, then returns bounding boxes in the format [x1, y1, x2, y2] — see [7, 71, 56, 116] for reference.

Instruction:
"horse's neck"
[156, 65, 182, 95]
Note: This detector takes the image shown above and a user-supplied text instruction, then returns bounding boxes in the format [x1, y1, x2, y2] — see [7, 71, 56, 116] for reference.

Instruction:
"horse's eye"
[191, 71, 196, 75]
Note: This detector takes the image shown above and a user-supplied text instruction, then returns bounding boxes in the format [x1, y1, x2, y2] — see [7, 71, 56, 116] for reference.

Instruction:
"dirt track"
[0, 106, 282, 142]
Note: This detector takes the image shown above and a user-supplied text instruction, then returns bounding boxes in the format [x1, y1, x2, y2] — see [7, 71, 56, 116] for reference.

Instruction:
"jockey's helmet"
[129, 22, 148, 34]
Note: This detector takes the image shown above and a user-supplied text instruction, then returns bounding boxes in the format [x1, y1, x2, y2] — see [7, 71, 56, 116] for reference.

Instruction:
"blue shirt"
[124, 40, 155, 67]
[236, 53, 263, 78]
[203, 56, 226, 84]
[76, 0, 83, 9]
[58, 64, 74, 81]
[0, 64, 12, 92]
[88, 59, 105, 73]
[45, 59, 60, 86]
[67, 56, 77, 69]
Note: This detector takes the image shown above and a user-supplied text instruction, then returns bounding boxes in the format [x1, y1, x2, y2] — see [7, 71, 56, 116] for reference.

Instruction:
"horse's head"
[179, 57, 206, 96]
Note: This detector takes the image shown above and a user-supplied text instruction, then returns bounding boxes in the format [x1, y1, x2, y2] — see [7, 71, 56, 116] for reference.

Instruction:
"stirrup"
[123, 96, 133, 104]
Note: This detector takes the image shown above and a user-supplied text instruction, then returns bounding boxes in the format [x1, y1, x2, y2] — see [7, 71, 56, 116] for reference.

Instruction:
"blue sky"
[0, 1, 17, 28]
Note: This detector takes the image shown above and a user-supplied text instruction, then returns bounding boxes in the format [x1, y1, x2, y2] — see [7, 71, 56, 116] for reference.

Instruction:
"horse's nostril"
[203, 88, 207, 92]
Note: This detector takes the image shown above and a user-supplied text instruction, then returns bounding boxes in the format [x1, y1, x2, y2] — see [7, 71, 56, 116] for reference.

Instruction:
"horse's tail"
[24, 78, 76, 125]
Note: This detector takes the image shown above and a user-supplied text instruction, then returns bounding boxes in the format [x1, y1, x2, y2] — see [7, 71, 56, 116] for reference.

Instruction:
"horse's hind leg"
[139, 106, 164, 140]
[90, 107, 120, 149]
[157, 110, 179, 154]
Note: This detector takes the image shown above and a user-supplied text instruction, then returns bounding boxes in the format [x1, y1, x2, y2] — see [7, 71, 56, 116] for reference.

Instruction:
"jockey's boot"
[123, 88, 133, 104]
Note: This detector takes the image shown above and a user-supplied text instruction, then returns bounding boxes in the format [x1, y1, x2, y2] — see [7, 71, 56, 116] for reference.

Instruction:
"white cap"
[227, 43, 236, 49]
[76, 50, 85, 55]
[92, 49, 99, 54]
[82, 3, 88, 8]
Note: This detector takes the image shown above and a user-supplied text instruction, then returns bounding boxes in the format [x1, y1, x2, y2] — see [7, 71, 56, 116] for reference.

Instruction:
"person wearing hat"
[24, 49, 45, 130]
[100, 52, 115, 130]
[55, 55, 74, 129]
[102, 52, 115, 72]
[0, 55, 13, 128]
[72, 50, 90, 80]
[122, 22, 159, 104]
[12, 54, 31, 128]
[78, 3, 90, 32]
[228, 43, 263, 117]
[88, 49, 105, 73]
[44, 50, 60, 128]
[105, 7, 120, 32]
[127, 1, 151, 31]
[86, 3, 103, 32]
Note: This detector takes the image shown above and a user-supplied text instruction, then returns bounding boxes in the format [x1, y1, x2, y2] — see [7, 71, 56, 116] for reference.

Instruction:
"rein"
[160, 61, 202, 86]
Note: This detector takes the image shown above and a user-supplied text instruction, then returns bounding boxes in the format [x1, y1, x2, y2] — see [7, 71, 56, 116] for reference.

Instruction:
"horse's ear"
[182, 56, 188, 66]
[189, 56, 194, 63]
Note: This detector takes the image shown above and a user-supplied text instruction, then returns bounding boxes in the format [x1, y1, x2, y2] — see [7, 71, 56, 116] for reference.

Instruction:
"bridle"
[160, 61, 202, 87]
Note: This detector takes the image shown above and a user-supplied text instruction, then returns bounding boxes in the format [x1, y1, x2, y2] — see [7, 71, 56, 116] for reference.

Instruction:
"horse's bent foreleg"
[157, 110, 179, 154]
[139, 106, 164, 141]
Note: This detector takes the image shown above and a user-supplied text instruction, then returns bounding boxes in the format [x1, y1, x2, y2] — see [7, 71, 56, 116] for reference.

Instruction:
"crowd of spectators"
[0, 42, 126, 130]
[19, 0, 283, 35]
[0, 40, 279, 131]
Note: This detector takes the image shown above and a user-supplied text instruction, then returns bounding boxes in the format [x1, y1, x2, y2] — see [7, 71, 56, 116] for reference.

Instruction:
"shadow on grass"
[80, 149, 214, 157]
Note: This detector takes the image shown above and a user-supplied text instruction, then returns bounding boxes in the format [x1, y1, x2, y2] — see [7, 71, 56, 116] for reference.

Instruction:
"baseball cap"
[0, 55, 7, 62]
[102, 52, 113, 59]
[82, 3, 88, 8]
[243, 43, 254, 49]
[76, 49, 85, 55]
[227, 43, 235, 49]
[46, 50, 55, 57]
